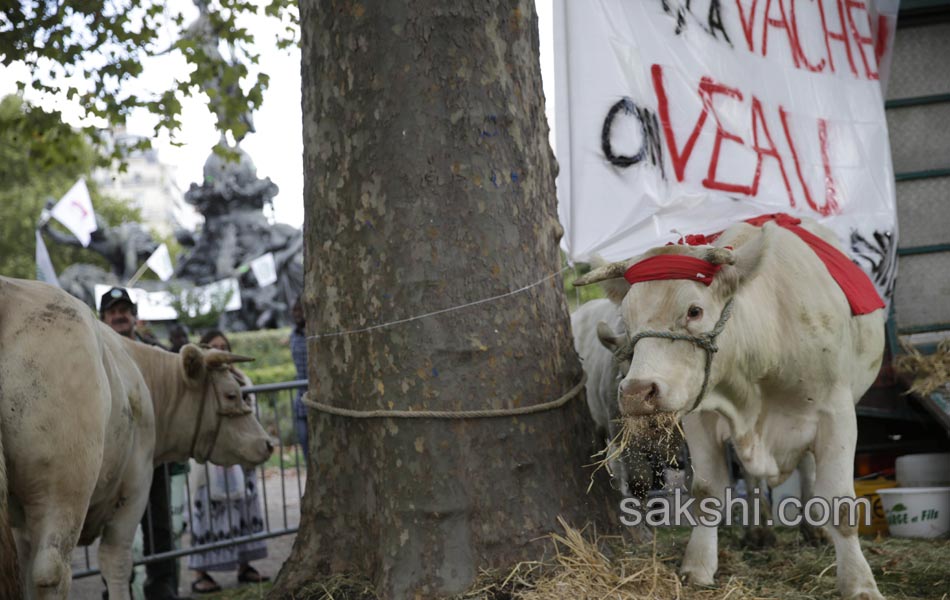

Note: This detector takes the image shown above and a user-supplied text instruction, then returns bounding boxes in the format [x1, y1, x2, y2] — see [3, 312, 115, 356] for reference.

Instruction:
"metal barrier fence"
[71, 379, 308, 580]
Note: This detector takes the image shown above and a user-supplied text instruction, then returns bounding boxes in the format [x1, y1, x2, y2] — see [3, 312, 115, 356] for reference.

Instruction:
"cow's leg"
[99, 466, 152, 600]
[797, 450, 827, 545]
[14, 528, 34, 599]
[739, 464, 776, 549]
[98, 515, 141, 600]
[680, 410, 730, 586]
[21, 508, 83, 600]
[813, 400, 883, 600]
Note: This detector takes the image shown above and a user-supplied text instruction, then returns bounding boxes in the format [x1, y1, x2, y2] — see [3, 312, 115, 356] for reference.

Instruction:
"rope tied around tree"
[612, 297, 735, 412]
[301, 372, 586, 419]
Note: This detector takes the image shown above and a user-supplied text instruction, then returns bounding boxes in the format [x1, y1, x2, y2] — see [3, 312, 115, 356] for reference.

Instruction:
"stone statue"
[172, 142, 304, 330]
[42, 0, 303, 331]
[57, 264, 118, 309]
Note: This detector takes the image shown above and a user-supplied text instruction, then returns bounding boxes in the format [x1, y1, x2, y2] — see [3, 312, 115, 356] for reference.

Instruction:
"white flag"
[249, 252, 278, 287]
[35, 229, 60, 287]
[146, 243, 175, 281]
[51, 179, 97, 247]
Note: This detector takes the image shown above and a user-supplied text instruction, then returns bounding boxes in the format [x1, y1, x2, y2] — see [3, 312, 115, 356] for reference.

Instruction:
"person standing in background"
[99, 287, 186, 600]
[168, 324, 191, 353]
[188, 330, 269, 594]
[289, 297, 309, 459]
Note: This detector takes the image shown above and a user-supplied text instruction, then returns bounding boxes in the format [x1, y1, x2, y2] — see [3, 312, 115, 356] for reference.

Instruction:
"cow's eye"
[687, 305, 703, 320]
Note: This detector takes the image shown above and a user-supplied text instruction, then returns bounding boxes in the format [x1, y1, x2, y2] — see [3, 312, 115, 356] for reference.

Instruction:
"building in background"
[93, 128, 202, 237]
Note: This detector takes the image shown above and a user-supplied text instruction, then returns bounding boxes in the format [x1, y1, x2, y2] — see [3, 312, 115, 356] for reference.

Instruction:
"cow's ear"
[712, 230, 767, 298]
[733, 228, 768, 282]
[596, 321, 623, 353]
[181, 344, 205, 382]
[599, 278, 630, 305]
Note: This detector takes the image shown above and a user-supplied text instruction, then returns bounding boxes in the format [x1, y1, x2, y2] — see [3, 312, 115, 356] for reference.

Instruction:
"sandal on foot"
[237, 566, 270, 584]
[191, 573, 221, 594]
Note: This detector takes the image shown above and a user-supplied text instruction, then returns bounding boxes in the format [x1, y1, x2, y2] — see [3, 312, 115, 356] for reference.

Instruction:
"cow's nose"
[265, 439, 276, 455]
[618, 378, 660, 416]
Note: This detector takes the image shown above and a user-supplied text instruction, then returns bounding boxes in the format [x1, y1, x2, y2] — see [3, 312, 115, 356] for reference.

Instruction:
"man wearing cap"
[99, 287, 188, 600]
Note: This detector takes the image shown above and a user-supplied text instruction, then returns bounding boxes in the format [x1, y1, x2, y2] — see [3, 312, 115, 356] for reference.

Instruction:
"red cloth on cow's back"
[744, 214, 884, 315]
[641, 214, 883, 316]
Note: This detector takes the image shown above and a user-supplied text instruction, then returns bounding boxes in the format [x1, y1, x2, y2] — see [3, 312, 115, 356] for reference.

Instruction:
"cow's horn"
[204, 349, 256, 368]
[573, 261, 630, 287]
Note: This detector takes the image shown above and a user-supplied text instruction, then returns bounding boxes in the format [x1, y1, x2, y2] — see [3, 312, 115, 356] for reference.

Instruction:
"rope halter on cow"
[189, 366, 254, 463]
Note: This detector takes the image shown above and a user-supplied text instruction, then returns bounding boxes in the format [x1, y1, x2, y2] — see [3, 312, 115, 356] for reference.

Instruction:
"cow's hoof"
[679, 567, 715, 587]
[800, 522, 829, 546]
[742, 526, 777, 549]
[844, 589, 885, 600]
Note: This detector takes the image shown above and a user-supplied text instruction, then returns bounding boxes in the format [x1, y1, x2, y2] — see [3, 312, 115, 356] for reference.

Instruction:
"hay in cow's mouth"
[618, 412, 684, 465]
[588, 412, 684, 493]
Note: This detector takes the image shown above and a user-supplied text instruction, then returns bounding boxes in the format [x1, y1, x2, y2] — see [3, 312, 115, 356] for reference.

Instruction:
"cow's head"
[180, 344, 275, 468]
[576, 236, 764, 417]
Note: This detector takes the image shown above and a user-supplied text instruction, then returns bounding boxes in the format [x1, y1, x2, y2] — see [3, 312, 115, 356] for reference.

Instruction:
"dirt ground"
[67, 473, 949, 599]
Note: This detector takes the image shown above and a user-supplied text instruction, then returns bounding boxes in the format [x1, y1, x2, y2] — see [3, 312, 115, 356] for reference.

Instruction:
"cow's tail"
[0, 423, 22, 598]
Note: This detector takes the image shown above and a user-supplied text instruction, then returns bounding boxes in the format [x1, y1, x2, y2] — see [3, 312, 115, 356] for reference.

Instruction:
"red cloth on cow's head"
[624, 255, 722, 287]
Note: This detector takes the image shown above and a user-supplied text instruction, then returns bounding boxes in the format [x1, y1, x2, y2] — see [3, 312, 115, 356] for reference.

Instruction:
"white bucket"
[876, 487, 950, 539]
[895, 453, 950, 487]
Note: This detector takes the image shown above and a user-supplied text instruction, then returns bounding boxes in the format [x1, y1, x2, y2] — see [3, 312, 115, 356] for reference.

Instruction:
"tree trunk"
[272, 1, 617, 598]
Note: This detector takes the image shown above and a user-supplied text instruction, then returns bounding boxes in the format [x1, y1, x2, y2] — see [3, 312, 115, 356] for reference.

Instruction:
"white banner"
[51, 178, 98, 247]
[95, 284, 178, 321]
[197, 278, 243, 314]
[94, 279, 242, 322]
[554, 0, 898, 300]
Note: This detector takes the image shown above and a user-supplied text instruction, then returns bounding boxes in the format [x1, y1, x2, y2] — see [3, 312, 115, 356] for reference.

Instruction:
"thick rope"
[613, 298, 735, 412]
[302, 372, 586, 419]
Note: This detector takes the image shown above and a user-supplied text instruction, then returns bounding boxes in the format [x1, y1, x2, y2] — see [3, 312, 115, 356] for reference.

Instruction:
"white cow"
[572, 297, 682, 499]
[572, 298, 636, 496]
[575, 217, 885, 600]
[0, 277, 274, 599]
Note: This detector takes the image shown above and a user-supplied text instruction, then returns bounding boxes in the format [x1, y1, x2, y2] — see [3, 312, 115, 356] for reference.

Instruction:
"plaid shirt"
[289, 327, 309, 418]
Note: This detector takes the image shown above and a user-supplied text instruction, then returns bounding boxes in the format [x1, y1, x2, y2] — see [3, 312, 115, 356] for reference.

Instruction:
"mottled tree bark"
[271, 1, 617, 598]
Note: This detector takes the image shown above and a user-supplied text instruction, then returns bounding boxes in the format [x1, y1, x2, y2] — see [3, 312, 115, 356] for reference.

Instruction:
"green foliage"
[168, 283, 234, 331]
[227, 327, 301, 446]
[0, 94, 142, 279]
[241, 363, 297, 386]
[561, 257, 605, 312]
[0, 0, 300, 154]
[227, 327, 295, 369]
